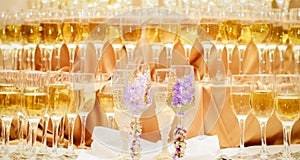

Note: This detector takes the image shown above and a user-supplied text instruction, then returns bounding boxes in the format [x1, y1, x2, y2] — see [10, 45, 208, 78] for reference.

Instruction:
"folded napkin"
[77, 126, 220, 160]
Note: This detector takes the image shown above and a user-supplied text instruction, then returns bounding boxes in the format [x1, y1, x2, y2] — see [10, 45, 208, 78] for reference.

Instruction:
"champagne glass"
[250, 74, 275, 159]
[0, 70, 21, 159]
[179, 11, 198, 65]
[88, 7, 109, 61]
[97, 72, 115, 128]
[47, 71, 71, 159]
[153, 68, 175, 159]
[229, 74, 252, 159]
[78, 73, 96, 149]
[123, 64, 152, 159]
[120, 10, 142, 64]
[273, 74, 300, 160]
[250, 9, 273, 74]
[168, 65, 195, 159]
[223, 6, 242, 81]
[0, 11, 12, 70]
[21, 9, 40, 70]
[288, 8, 300, 74]
[158, 9, 179, 68]
[112, 69, 131, 159]
[21, 71, 48, 159]
[64, 72, 84, 159]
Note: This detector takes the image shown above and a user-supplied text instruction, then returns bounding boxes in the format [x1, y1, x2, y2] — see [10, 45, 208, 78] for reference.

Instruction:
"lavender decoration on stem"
[130, 117, 142, 159]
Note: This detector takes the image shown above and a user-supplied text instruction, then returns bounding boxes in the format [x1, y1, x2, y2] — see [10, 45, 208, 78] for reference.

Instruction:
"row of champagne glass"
[229, 74, 300, 160]
[0, 70, 95, 159]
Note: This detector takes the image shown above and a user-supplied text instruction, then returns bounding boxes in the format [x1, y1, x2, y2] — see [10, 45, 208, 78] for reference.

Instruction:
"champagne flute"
[288, 8, 300, 74]
[179, 11, 198, 65]
[158, 9, 179, 68]
[47, 71, 71, 159]
[64, 72, 84, 159]
[120, 10, 142, 64]
[0, 11, 12, 70]
[274, 74, 300, 160]
[250, 74, 275, 159]
[112, 69, 131, 159]
[229, 74, 252, 159]
[78, 73, 96, 149]
[0, 70, 21, 159]
[123, 64, 152, 158]
[21, 71, 48, 159]
[250, 9, 273, 74]
[21, 9, 40, 70]
[153, 68, 175, 159]
[168, 65, 195, 159]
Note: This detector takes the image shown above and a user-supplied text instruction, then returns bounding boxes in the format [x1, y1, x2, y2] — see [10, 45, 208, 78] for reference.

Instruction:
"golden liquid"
[270, 25, 284, 44]
[230, 92, 251, 118]
[146, 26, 160, 44]
[68, 89, 84, 114]
[81, 23, 89, 42]
[239, 24, 252, 44]
[62, 22, 82, 43]
[97, 93, 114, 113]
[88, 22, 107, 42]
[198, 23, 219, 41]
[108, 25, 122, 44]
[288, 26, 300, 45]
[48, 83, 70, 117]
[250, 23, 272, 44]
[158, 25, 178, 44]
[0, 27, 9, 44]
[251, 90, 274, 120]
[40, 22, 59, 44]
[22, 92, 47, 118]
[5, 24, 22, 43]
[275, 95, 300, 122]
[179, 23, 198, 45]
[21, 24, 40, 44]
[121, 25, 142, 43]
[223, 20, 242, 43]
[0, 91, 20, 117]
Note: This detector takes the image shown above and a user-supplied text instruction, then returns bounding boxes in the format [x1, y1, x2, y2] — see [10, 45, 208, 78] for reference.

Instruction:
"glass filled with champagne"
[275, 74, 300, 159]
[21, 70, 48, 159]
[229, 74, 251, 159]
[47, 71, 71, 159]
[288, 8, 300, 74]
[0, 70, 21, 159]
[250, 74, 275, 159]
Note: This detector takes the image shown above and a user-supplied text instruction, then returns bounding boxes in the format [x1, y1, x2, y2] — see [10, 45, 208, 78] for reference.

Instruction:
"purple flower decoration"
[123, 69, 152, 116]
[170, 73, 195, 115]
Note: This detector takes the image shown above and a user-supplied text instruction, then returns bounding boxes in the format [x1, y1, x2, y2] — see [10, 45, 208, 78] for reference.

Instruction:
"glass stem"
[278, 45, 287, 74]
[67, 116, 76, 152]
[1, 118, 13, 155]
[268, 48, 275, 74]
[238, 118, 246, 154]
[54, 44, 62, 71]
[238, 46, 246, 74]
[127, 47, 134, 64]
[29, 121, 39, 155]
[226, 45, 234, 77]
[282, 125, 292, 158]
[165, 47, 172, 68]
[257, 45, 266, 74]
[80, 115, 87, 147]
[68, 44, 77, 72]
[203, 46, 211, 81]
[16, 112, 24, 152]
[41, 115, 49, 149]
[52, 118, 62, 155]
[259, 121, 268, 157]
[184, 45, 192, 65]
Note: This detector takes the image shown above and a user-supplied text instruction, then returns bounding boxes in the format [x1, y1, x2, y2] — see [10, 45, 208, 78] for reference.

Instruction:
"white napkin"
[78, 126, 220, 160]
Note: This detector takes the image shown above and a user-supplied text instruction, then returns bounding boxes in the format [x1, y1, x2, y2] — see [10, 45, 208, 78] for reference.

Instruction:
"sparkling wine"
[146, 26, 160, 44]
[230, 92, 251, 119]
[239, 23, 252, 45]
[158, 24, 178, 44]
[21, 24, 40, 44]
[250, 90, 274, 121]
[275, 95, 300, 122]
[48, 83, 71, 118]
[97, 92, 114, 113]
[5, 24, 22, 43]
[0, 91, 20, 117]
[250, 23, 272, 44]
[68, 88, 84, 114]
[198, 23, 219, 41]
[62, 22, 82, 43]
[223, 20, 242, 43]
[270, 25, 284, 44]
[0, 27, 8, 44]
[88, 22, 107, 42]
[40, 22, 60, 44]
[108, 24, 122, 44]
[121, 25, 142, 44]
[288, 26, 300, 45]
[22, 92, 48, 118]
[179, 23, 198, 45]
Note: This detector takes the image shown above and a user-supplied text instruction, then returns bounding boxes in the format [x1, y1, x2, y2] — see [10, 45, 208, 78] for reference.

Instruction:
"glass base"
[63, 149, 78, 160]
[114, 153, 131, 160]
[154, 152, 173, 160]
[251, 151, 272, 160]
[230, 152, 254, 160]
